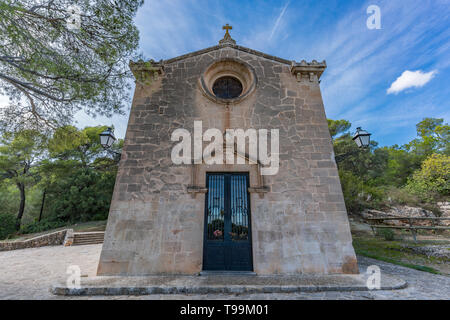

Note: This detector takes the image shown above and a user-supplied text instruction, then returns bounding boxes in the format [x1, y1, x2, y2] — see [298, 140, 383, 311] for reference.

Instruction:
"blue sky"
[76, 0, 449, 147]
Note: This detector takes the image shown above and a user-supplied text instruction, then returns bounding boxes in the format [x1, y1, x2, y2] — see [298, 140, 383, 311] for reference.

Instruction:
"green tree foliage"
[405, 118, 450, 157]
[35, 126, 121, 225]
[330, 120, 385, 181]
[406, 154, 450, 203]
[48, 125, 111, 166]
[0, 183, 20, 218]
[0, 212, 16, 239]
[329, 117, 449, 214]
[376, 146, 417, 187]
[42, 167, 116, 224]
[328, 119, 351, 139]
[0, 0, 143, 131]
[338, 170, 364, 213]
[0, 125, 121, 238]
[0, 130, 47, 229]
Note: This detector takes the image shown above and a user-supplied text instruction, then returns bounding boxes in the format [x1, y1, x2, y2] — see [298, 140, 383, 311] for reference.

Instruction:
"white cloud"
[387, 70, 437, 94]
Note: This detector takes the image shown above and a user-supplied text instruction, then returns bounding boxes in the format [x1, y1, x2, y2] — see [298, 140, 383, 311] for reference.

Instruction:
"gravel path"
[0, 244, 448, 300]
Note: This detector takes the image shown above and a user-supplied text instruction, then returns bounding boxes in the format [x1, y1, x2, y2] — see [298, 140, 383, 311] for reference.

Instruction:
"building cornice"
[129, 60, 164, 85]
[290, 60, 327, 83]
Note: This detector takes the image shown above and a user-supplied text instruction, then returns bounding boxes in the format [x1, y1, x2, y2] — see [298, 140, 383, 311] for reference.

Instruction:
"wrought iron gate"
[203, 173, 253, 271]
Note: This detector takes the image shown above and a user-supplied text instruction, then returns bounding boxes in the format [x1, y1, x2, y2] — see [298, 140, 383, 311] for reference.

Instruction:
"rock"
[405, 245, 450, 260]
[361, 206, 441, 227]
[437, 202, 450, 226]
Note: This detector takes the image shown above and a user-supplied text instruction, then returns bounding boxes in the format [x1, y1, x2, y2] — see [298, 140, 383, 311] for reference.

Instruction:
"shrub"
[20, 219, 67, 234]
[0, 213, 17, 240]
[92, 212, 108, 221]
[361, 185, 386, 210]
[43, 167, 115, 224]
[339, 169, 389, 213]
[377, 228, 395, 241]
[421, 203, 442, 217]
[405, 154, 450, 203]
[385, 186, 420, 206]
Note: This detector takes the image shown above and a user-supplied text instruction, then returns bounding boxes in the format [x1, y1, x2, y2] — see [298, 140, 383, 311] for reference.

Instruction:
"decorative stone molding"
[187, 146, 270, 198]
[248, 186, 270, 193]
[290, 60, 327, 83]
[187, 186, 208, 197]
[199, 58, 257, 105]
[188, 186, 271, 197]
[219, 33, 236, 45]
[129, 59, 164, 86]
[248, 186, 270, 198]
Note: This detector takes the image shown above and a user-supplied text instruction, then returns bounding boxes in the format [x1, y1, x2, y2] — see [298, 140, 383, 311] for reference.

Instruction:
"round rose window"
[199, 58, 257, 104]
[212, 76, 243, 99]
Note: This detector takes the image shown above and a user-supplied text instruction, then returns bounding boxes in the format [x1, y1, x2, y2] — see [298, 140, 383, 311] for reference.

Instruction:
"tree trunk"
[15, 183, 26, 230]
[38, 189, 46, 222]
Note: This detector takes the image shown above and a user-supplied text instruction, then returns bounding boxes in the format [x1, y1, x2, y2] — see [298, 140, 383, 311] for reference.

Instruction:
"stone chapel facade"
[97, 27, 359, 276]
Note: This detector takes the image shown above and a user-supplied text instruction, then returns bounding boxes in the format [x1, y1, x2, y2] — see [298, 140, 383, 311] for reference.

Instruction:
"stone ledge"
[187, 186, 208, 194]
[248, 186, 270, 193]
[51, 273, 406, 296]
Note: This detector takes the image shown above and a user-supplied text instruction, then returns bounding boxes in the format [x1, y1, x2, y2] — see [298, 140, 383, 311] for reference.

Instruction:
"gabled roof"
[163, 42, 293, 65]
[130, 37, 327, 82]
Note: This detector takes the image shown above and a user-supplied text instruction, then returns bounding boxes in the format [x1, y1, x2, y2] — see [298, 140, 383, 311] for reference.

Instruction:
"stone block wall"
[97, 43, 358, 276]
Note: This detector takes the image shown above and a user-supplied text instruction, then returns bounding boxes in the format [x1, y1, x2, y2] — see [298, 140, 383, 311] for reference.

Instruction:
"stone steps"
[72, 232, 105, 246]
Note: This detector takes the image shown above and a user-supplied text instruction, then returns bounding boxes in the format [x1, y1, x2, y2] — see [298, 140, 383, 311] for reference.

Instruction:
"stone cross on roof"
[223, 24, 232, 35]
[219, 23, 236, 45]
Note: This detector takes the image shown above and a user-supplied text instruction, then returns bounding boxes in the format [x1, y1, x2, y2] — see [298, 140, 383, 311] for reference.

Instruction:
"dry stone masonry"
[0, 229, 69, 251]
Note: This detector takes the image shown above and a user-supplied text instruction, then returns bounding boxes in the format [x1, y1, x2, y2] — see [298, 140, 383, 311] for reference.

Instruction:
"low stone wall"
[0, 229, 71, 252]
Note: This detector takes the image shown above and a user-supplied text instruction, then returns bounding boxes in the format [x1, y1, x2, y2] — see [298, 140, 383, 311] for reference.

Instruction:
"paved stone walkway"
[0, 244, 449, 300]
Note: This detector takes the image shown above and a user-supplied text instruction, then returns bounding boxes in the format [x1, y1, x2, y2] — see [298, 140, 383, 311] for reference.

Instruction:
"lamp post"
[352, 127, 371, 148]
[99, 127, 121, 157]
[334, 127, 371, 163]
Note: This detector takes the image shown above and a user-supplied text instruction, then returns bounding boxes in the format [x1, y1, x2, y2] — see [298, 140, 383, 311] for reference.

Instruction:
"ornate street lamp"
[100, 127, 116, 149]
[335, 127, 372, 163]
[99, 127, 121, 157]
[352, 127, 371, 148]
